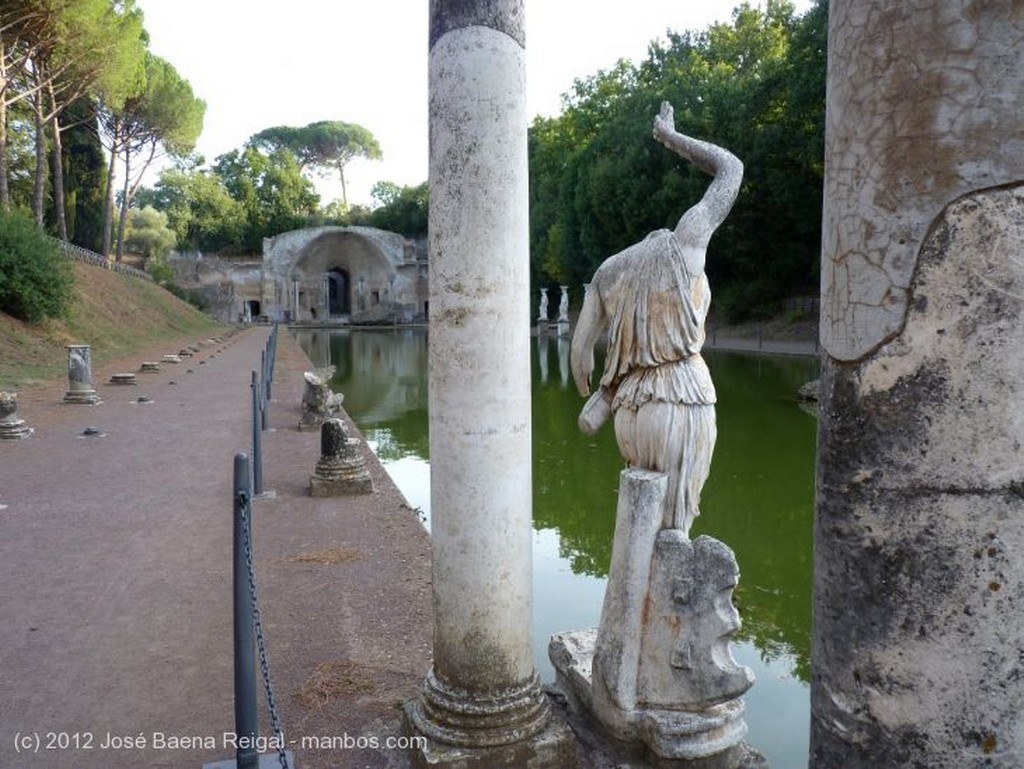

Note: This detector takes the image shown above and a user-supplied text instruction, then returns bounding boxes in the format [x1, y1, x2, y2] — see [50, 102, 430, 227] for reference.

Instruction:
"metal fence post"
[233, 454, 259, 769]
[251, 371, 263, 496]
[265, 335, 273, 402]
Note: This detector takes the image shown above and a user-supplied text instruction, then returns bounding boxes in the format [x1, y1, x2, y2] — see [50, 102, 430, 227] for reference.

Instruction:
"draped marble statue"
[553, 102, 757, 766]
[571, 101, 742, 536]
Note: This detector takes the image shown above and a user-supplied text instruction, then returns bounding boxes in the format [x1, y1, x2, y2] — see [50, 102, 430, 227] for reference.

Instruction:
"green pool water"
[295, 327, 818, 768]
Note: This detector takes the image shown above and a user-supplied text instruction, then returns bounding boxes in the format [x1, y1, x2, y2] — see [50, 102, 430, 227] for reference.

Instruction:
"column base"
[403, 702, 578, 769]
[0, 418, 32, 439]
[402, 668, 579, 768]
[309, 464, 374, 496]
[64, 390, 101, 405]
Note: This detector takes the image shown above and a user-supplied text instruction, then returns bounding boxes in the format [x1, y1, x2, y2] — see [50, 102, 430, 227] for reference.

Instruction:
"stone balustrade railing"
[53, 238, 152, 281]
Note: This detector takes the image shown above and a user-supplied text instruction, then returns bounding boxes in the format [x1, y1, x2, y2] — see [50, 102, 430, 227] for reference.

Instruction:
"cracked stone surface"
[813, 184, 1024, 766]
[821, 2, 1024, 361]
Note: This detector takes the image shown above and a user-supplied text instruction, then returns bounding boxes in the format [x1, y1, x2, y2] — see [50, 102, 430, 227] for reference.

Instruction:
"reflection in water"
[303, 328, 430, 462]
[294, 328, 817, 768]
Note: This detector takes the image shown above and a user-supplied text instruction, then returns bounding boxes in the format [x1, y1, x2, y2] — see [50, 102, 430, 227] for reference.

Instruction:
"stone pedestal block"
[551, 631, 759, 768]
[551, 469, 752, 762]
[140, 362, 161, 373]
[109, 373, 137, 385]
[308, 419, 372, 496]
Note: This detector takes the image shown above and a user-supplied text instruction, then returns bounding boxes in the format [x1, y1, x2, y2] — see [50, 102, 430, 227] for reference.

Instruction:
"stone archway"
[262, 225, 426, 323]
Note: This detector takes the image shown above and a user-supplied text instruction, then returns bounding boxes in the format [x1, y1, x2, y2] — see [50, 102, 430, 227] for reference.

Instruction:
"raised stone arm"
[652, 102, 743, 257]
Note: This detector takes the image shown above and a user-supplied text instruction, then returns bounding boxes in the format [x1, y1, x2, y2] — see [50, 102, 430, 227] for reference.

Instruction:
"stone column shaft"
[403, 2, 577, 762]
[813, 3, 1024, 767]
[426, 0, 532, 693]
[64, 344, 100, 405]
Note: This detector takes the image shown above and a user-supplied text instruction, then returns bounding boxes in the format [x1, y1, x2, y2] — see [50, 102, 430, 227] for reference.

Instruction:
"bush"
[147, 255, 177, 285]
[164, 281, 209, 311]
[0, 209, 75, 323]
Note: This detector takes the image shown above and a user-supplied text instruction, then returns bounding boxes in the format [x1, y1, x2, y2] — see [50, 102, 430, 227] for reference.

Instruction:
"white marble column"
[404, 1, 574, 764]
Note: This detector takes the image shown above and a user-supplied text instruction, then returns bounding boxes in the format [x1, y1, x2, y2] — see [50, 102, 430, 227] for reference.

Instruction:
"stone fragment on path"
[309, 418, 373, 496]
[0, 392, 33, 439]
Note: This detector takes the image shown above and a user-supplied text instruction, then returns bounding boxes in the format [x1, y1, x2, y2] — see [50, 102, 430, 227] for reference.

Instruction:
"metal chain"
[238, 490, 290, 769]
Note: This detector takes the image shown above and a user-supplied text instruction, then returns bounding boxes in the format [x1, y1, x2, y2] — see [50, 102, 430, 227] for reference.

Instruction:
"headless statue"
[571, 102, 743, 536]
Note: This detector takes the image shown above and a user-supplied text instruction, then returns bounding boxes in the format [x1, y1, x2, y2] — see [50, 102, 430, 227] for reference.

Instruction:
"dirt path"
[0, 326, 431, 769]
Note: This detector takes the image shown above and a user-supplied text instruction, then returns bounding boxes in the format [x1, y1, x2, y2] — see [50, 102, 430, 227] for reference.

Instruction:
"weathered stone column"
[63, 344, 101, 405]
[404, 1, 575, 765]
[812, 3, 1024, 766]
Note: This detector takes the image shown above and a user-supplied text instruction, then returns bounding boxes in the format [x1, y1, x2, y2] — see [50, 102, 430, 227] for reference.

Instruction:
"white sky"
[135, 1, 810, 207]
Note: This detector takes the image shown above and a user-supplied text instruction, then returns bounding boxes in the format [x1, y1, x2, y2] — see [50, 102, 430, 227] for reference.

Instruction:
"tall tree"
[0, 0, 46, 211]
[250, 119, 381, 206]
[50, 97, 106, 249]
[17, 0, 144, 233]
[100, 52, 204, 259]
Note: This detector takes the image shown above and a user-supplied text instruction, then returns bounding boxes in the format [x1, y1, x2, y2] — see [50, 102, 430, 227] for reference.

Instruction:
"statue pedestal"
[549, 469, 758, 766]
[550, 630, 757, 766]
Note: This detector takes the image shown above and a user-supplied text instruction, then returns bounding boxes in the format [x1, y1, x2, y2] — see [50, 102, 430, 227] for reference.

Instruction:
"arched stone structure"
[261, 226, 427, 322]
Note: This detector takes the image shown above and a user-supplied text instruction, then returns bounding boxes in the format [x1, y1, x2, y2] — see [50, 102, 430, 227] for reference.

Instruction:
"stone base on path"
[0, 418, 32, 439]
[63, 390, 101, 405]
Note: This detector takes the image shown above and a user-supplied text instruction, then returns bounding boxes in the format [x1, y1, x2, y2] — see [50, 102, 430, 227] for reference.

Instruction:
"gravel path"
[0, 326, 431, 769]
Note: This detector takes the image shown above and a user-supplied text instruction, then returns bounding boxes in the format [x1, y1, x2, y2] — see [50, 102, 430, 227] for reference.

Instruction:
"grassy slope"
[0, 261, 224, 390]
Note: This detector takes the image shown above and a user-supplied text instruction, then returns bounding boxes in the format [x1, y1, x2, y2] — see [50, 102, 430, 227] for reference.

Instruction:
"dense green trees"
[134, 165, 244, 253]
[0, 0, 148, 234]
[364, 180, 427, 237]
[213, 145, 319, 251]
[121, 204, 174, 258]
[137, 123, 414, 253]
[0, 0, 204, 262]
[529, 0, 826, 320]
